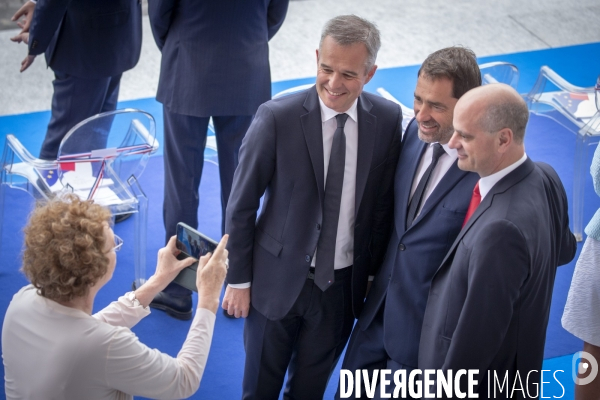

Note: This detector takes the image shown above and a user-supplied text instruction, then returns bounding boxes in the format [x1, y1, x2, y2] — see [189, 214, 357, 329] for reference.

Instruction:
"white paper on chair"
[72, 187, 122, 205]
[574, 93, 598, 119]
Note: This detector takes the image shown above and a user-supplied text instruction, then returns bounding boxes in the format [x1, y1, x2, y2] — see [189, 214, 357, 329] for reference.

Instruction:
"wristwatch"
[125, 291, 145, 309]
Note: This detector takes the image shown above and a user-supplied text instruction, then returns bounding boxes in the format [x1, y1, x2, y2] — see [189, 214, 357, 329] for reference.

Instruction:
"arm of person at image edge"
[94, 235, 229, 399]
[267, 0, 290, 40]
[16, 0, 69, 72]
[147, 0, 175, 51]
[221, 102, 278, 318]
[562, 144, 600, 400]
[10, 0, 35, 44]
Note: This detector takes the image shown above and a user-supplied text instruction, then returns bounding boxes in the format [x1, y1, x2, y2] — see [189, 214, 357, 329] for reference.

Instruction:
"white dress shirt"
[312, 97, 358, 270]
[2, 285, 215, 400]
[479, 153, 528, 200]
[409, 142, 458, 219]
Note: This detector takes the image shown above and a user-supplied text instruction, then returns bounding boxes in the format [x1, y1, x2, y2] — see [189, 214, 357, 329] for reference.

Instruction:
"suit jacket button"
[399, 243, 406, 251]
[305, 255, 311, 263]
[316, 223, 321, 230]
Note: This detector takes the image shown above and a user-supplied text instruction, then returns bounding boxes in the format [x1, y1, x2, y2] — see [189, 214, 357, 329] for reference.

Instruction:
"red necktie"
[462, 182, 481, 228]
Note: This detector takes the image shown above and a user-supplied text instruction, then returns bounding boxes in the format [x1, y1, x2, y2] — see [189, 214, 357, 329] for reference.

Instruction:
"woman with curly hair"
[2, 194, 229, 399]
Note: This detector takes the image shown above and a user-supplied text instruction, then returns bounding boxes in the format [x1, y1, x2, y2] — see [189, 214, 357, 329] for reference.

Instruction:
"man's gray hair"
[480, 97, 529, 143]
[319, 15, 381, 72]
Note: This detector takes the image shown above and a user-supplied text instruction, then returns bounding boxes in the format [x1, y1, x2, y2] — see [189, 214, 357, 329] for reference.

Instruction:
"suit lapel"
[300, 87, 325, 203]
[395, 121, 427, 234]
[355, 94, 376, 212]
[435, 157, 536, 270]
[410, 162, 473, 228]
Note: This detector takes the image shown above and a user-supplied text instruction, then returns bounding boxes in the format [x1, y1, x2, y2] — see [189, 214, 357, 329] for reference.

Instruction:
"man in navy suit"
[18, 0, 142, 160]
[338, 47, 481, 398]
[418, 84, 577, 397]
[222, 15, 402, 399]
[147, 0, 289, 320]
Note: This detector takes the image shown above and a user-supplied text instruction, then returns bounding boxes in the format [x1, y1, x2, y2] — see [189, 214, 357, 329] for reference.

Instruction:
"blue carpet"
[2, 42, 600, 399]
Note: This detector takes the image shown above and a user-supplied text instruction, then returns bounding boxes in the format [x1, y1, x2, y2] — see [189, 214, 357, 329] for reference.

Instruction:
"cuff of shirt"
[368, 275, 374, 281]
[228, 282, 251, 289]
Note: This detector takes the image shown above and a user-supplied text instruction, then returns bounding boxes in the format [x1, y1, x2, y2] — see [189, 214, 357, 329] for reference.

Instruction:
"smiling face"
[413, 75, 458, 144]
[316, 36, 377, 113]
[449, 97, 501, 177]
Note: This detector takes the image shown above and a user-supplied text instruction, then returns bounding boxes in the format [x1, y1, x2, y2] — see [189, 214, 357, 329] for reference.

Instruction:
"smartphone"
[172, 222, 218, 292]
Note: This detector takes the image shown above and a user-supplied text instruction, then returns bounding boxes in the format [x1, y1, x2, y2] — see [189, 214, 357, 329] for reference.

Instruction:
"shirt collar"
[428, 141, 458, 161]
[318, 97, 358, 123]
[479, 153, 528, 199]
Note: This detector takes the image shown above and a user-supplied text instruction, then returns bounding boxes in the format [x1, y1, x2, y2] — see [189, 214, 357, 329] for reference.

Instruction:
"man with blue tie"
[223, 15, 402, 399]
[338, 46, 481, 398]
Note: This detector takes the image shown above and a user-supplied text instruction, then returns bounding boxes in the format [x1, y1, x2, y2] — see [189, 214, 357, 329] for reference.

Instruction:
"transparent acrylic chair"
[478, 61, 519, 89]
[524, 66, 600, 241]
[377, 62, 520, 134]
[0, 109, 158, 286]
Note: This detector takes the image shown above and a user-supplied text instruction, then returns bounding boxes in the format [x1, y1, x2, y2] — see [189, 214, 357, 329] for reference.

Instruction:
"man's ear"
[364, 64, 378, 84]
[316, 49, 320, 68]
[497, 128, 513, 153]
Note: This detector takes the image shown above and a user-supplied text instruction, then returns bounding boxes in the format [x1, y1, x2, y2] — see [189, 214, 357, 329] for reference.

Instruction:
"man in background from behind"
[13, 0, 142, 160]
[147, 0, 289, 320]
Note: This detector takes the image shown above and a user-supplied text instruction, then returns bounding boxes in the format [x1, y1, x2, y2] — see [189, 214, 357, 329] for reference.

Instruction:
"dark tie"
[406, 143, 446, 227]
[462, 182, 481, 227]
[315, 113, 348, 291]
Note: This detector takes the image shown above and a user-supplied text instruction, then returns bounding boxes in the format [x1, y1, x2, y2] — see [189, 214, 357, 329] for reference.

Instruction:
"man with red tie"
[418, 83, 577, 397]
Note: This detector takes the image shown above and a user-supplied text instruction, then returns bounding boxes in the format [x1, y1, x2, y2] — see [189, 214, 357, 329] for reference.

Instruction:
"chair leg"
[134, 193, 148, 288]
[573, 134, 596, 242]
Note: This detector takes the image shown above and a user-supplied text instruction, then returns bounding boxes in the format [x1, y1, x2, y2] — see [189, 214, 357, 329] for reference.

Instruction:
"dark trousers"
[242, 268, 355, 400]
[336, 305, 418, 400]
[40, 70, 121, 160]
[162, 110, 252, 296]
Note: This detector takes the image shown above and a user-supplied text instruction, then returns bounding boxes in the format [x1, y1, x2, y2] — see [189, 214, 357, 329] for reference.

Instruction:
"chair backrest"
[524, 66, 600, 135]
[478, 62, 519, 89]
[272, 83, 314, 100]
[56, 109, 158, 206]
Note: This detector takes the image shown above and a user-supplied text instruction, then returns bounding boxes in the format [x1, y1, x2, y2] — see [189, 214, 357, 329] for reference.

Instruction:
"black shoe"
[222, 308, 236, 319]
[115, 213, 133, 223]
[150, 292, 193, 320]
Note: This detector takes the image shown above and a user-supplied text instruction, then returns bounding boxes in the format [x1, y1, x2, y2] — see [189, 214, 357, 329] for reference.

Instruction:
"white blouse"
[2, 285, 215, 399]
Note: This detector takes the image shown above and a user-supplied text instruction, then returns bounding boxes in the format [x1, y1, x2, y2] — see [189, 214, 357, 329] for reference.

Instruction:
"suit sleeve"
[368, 105, 402, 275]
[442, 220, 529, 391]
[266, 0, 289, 40]
[224, 104, 277, 284]
[28, 0, 70, 56]
[147, 0, 177, 50]
[536, 162, 577, 265]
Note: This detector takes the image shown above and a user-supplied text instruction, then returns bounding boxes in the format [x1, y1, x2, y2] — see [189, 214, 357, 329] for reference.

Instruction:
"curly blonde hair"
[22, 194, 112, 302]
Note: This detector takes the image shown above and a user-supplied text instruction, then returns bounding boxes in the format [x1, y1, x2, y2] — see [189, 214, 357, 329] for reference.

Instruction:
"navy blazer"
[358, 119, 479, 368]
[28, 0, 142, 79]
[148, 0, 289, 117]
[419, 158, 577, 396]
[225, 87, 402, 320]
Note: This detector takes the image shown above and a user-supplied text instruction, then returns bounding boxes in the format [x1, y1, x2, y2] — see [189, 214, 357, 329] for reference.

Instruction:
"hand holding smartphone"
[172, 222, 218, 292]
